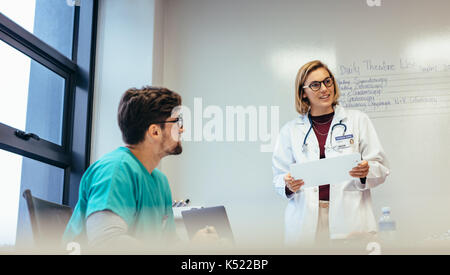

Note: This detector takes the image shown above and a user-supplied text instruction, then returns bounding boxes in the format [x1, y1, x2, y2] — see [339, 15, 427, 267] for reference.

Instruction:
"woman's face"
[302, 67, 335, 114]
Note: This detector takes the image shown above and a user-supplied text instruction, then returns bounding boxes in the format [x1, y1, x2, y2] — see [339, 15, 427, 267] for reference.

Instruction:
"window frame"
[0, 0, 98, 207]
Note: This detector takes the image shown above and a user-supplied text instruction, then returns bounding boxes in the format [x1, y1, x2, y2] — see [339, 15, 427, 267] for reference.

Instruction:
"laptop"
[181, 206, 234, 243]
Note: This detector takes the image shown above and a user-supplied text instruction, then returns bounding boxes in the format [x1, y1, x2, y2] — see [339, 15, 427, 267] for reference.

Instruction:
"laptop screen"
[181, 206, 234, 243]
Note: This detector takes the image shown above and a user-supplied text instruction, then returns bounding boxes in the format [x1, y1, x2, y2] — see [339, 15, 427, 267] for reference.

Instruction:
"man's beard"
[162, 130, 183, 156]
[168, 142, 183, 155]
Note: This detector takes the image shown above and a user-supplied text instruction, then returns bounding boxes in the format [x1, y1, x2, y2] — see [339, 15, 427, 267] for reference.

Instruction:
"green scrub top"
[63, 147, 176, 245]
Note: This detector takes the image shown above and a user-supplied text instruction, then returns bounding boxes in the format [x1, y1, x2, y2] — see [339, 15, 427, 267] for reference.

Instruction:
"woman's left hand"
[349, 160, 369, 178]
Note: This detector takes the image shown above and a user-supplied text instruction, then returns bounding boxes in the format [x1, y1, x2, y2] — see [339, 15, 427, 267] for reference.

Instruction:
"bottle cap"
[382, 206, 391, 214]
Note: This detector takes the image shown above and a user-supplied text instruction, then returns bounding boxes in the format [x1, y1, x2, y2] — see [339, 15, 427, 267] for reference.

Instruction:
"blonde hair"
[294, 60, 340, 115]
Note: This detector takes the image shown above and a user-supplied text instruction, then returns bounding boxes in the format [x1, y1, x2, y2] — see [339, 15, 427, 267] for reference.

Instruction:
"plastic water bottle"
[378, 206, 397, 245]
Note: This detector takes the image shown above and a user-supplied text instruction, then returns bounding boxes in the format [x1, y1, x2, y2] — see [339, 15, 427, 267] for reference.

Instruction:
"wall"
[91, 0, 159, 162]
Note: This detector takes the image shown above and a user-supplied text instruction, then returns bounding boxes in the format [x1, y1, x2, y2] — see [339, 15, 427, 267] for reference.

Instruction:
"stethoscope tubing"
[302, 115, 347, 151]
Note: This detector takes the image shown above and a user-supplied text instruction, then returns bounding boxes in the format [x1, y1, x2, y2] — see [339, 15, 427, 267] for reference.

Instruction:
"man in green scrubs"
[63, 86, 191, 251]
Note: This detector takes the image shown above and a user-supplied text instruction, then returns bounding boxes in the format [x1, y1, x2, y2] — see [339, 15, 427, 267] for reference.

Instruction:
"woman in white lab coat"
[272, 60, 390, 246]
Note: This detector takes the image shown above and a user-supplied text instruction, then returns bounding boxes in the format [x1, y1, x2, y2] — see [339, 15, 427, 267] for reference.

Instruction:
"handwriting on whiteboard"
[336, 59, 450, 117]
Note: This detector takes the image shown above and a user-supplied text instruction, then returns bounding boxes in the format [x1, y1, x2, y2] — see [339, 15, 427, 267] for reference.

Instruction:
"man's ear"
[147, 124, 162, 140]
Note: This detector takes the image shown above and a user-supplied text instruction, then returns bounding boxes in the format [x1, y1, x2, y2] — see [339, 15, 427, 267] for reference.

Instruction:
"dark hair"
[117, 86, 182, 145]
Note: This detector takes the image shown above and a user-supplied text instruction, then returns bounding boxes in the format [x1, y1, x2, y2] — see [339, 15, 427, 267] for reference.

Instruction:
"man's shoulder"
[85, 147, 139, 178]
[97, 147, 133, 162]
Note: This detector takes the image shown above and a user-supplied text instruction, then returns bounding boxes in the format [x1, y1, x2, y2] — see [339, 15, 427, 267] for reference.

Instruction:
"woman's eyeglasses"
[303, 77, 334, 92]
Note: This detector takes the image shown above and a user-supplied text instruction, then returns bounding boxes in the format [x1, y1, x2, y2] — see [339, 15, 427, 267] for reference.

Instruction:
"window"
[0, 0, 98, 246]
[0, 0, 75, 58]
[0, 40, 66, 145]
[0, 149, 65, 246]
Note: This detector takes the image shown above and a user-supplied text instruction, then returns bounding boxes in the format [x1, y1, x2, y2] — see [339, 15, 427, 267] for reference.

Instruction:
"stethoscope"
[302, 115, 347, 152]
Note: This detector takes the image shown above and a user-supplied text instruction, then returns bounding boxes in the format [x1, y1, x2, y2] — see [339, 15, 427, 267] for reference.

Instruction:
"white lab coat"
[272, 105, 390, 245]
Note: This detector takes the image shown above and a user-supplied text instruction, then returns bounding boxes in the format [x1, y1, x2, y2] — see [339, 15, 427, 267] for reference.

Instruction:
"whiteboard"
[156, 0, 450, 249]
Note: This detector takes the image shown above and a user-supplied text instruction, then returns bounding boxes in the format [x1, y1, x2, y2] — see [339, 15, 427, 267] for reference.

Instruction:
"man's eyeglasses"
[303, 77, 334, 92]
[152, 115, 183, 129]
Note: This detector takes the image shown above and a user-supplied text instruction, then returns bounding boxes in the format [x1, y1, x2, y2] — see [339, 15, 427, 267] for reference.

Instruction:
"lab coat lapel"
[324, 105, 348, 150]
[333, 105, 348, 123]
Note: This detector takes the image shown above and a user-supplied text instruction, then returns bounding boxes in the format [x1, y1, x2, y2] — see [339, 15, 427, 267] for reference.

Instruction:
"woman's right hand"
[284, 173, 305, 193]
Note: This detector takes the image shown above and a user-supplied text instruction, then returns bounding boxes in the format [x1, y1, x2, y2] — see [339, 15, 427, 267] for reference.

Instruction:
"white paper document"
[289, 153, 361, 187]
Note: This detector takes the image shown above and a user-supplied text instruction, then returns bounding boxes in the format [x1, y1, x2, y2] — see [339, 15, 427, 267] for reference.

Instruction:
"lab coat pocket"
[339, 139, 359, 154]
[341, 189, 364, 221]
[350, 139, 360, 153]
[342, 180, 362, 192]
